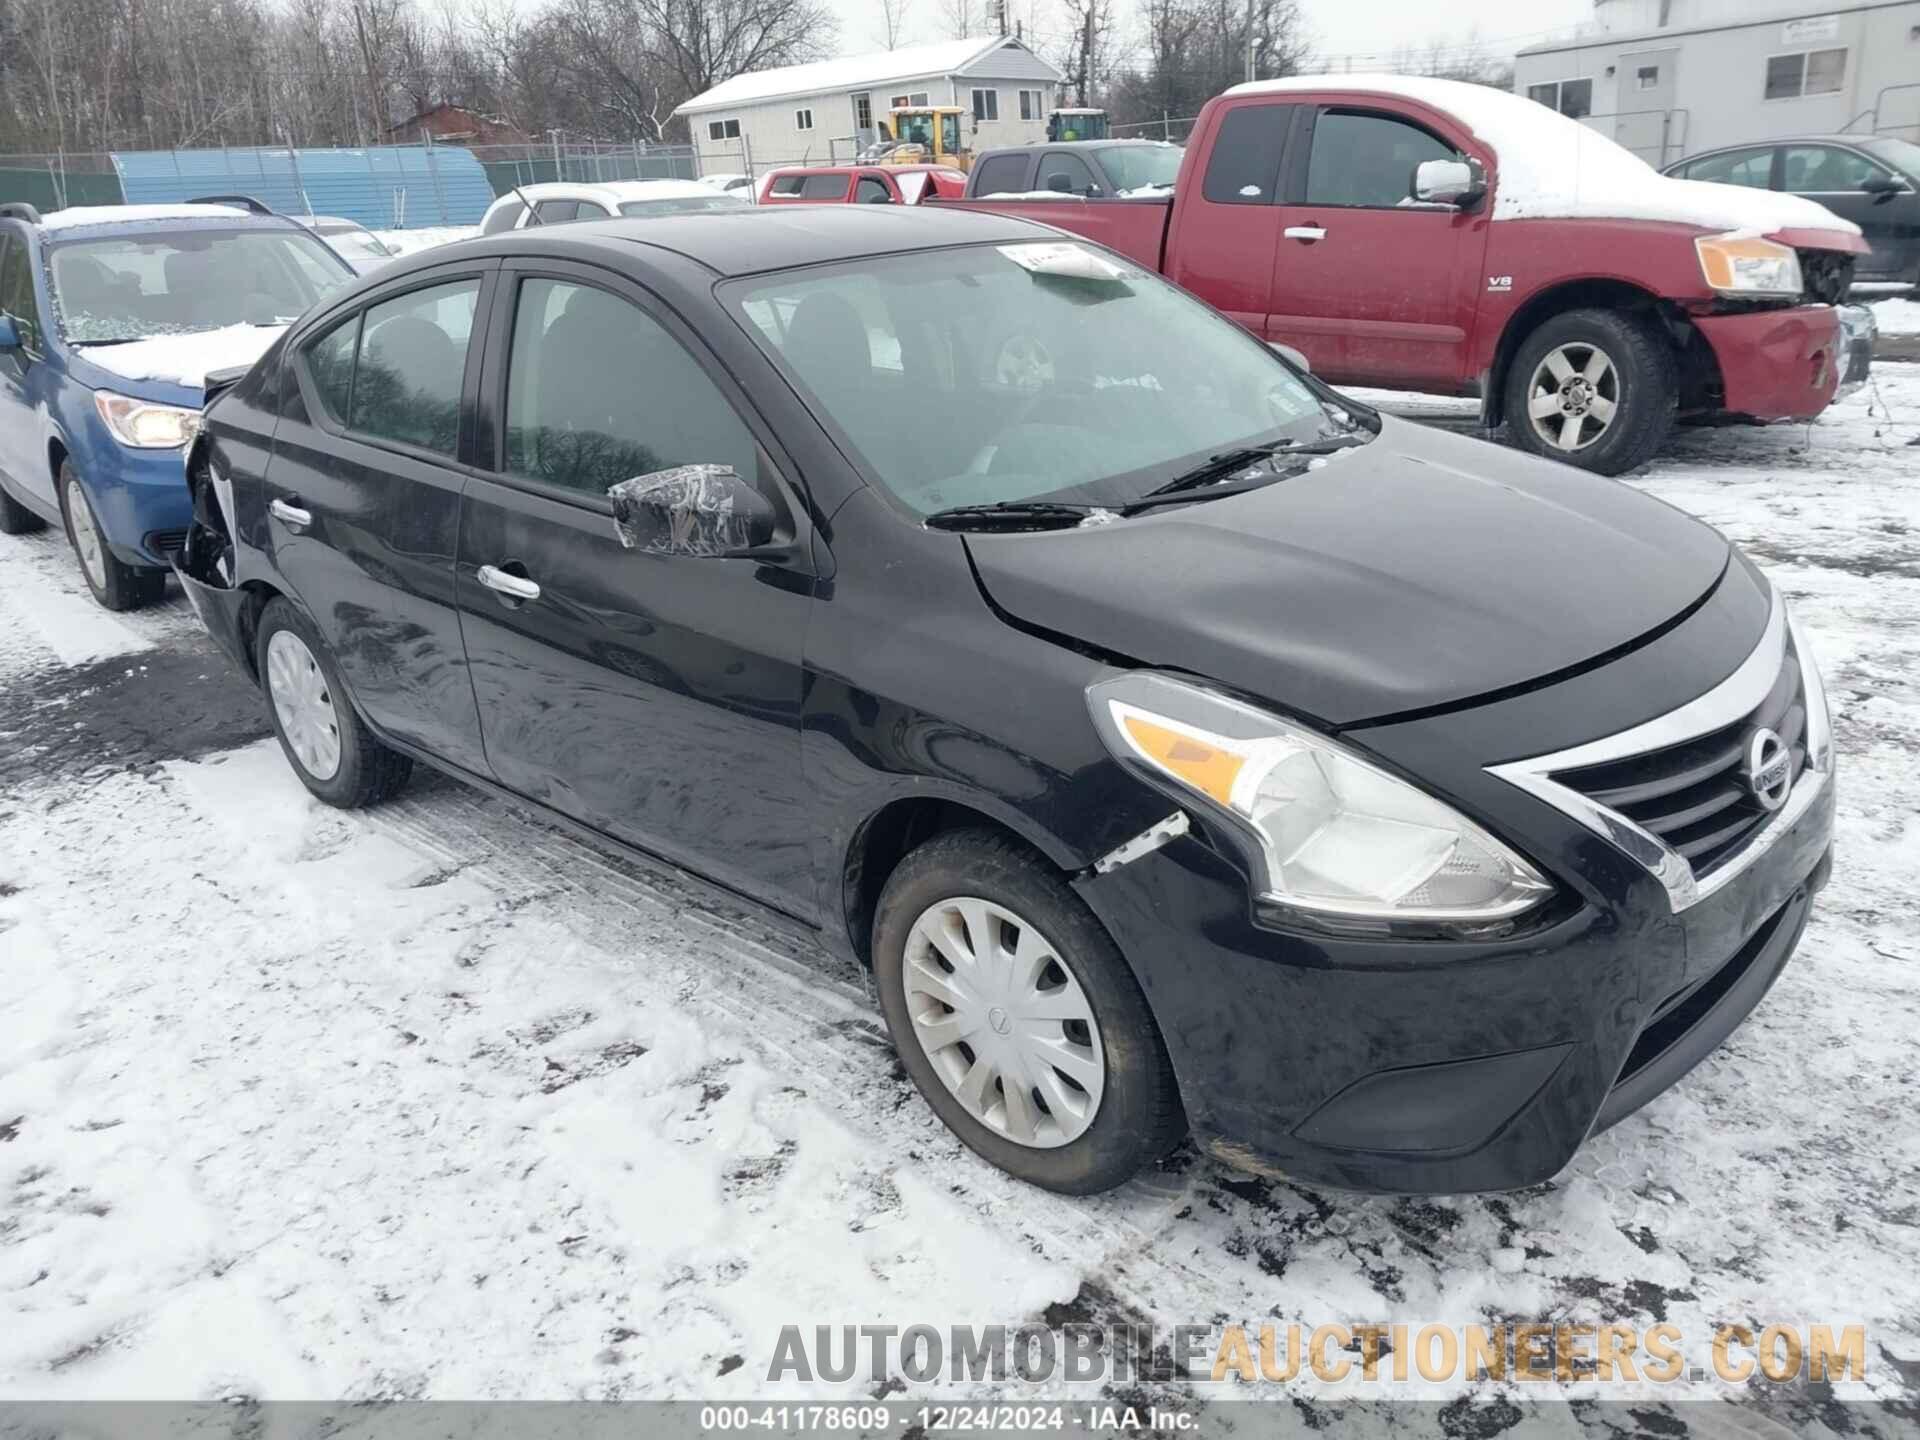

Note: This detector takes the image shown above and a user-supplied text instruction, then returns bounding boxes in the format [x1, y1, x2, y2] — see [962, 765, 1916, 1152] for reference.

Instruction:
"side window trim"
[476, 256, 811, 524]
[286, 261, 500, 470]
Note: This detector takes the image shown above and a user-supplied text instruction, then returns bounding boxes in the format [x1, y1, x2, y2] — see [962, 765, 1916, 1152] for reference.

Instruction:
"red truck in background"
[951, 75, 1874, 475]
[759, 164, 968, 206]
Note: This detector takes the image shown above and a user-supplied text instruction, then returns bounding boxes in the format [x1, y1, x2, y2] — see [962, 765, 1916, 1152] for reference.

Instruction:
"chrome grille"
[1551, 638, 1805, 877]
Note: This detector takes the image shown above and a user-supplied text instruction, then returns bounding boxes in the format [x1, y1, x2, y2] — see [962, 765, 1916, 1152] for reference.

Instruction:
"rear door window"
[1201, 104, 1293, 204]
[348, 279, 480, 455]
[1304, 110, 1460, 208]
[970, 154, 1031, 196]
[801, 174, 852, 200]
[304, 314, 359, 423]
[1683, 147, 1774, 188]
[769, 175, 806, 197]
[534, 199, 582, 224]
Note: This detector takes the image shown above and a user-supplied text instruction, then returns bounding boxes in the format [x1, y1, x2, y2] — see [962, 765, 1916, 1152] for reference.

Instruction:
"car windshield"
[1096, 145, 1183, 194]
[726, 242, 1356, 518]
[1863, 137, 1920, 180]
[50, 227, 353, 343]
[618, 194, 750, 217]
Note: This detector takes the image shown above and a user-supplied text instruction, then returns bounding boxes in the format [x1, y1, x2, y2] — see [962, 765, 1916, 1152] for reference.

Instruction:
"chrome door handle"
[477, 564, 541, 602]
[270, 497, 312, 530]
[1283, 225, 1327, 241]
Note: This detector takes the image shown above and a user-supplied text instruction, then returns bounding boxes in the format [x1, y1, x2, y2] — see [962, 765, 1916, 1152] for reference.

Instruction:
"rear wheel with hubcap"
[255, 597, 412, 808]
[58, 463, 167, 610]
[1503, 308, 1675, 476]
[874, 829, 1183, 1193]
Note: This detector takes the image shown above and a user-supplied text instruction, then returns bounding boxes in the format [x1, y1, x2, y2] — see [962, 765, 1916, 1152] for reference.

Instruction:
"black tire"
[57, 462, 167, 610]
[254, 596, 412, 809]
[0, 483, 44, 535]
[1503, 307, 1675, 476]
[873, 828, 1184, 1194]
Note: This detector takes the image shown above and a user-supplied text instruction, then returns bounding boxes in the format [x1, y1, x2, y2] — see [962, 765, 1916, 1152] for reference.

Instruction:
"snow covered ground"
[3, 373, 1919, 1429]
[1870, 296, 1920, 337]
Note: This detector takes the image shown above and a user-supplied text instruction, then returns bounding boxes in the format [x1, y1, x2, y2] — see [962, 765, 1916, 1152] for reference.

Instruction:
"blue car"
[0, 201, 355, 609]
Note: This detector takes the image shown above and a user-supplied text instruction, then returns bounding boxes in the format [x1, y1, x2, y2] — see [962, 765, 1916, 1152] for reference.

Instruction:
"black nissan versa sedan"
[173, 205, 1835, 1195]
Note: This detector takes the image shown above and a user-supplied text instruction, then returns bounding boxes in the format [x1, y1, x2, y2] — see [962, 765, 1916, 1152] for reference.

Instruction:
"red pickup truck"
[952, 75, 1873, 474]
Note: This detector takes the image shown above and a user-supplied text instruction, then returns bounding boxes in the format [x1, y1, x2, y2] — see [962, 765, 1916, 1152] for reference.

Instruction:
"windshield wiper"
[1122, 435, 1369, 515]
[924, 501, 1102, 532]
[71, 337, 143, 347]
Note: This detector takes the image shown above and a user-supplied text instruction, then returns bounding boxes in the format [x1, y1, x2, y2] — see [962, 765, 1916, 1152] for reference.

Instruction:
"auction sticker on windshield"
[997, 241, 1133, 281]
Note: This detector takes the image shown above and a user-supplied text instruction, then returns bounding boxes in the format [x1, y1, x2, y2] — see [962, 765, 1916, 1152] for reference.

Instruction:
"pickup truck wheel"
[1504, 308, 1675, 476]
[255, 597, 412, 808]
[873, 829, 1184, 1194]
[58, 463, 168, 610]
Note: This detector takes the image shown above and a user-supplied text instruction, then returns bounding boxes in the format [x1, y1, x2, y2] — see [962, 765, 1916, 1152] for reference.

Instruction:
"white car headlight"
[94, 392, 199, 448]
[1088, 674, 1553, 924]
[1695, 234, 1803, 297]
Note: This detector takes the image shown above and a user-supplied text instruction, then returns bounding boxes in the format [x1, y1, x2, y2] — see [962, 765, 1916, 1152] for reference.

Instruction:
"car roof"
[390, 204, 1053, 280]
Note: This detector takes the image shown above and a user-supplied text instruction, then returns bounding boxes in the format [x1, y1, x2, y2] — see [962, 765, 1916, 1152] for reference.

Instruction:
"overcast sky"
[821, 0, 1597, 72]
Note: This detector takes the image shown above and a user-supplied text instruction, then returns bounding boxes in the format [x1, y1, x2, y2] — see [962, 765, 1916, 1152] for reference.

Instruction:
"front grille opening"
[1555, 640, 1804, 878]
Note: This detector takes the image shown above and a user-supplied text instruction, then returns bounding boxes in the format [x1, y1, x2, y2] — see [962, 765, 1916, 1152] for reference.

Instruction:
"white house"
[675, 36, 1069, 176]
[1514, 0, 1920, 167]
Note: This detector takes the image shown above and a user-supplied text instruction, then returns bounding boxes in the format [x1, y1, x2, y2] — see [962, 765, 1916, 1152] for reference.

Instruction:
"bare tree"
[874, 0, 910, 50]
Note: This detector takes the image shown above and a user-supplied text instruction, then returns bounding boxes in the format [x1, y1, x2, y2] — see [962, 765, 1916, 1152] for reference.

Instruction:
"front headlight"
[1695, 234, 1803, 297]
[1088, 674, 1553, 924]
[94, 392, 199, 448]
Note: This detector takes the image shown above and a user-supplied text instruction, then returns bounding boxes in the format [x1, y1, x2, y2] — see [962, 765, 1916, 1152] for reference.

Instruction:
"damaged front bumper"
[170, 553, 255, 678]
[170, 440, 256, 680]
[1835, 302, 1876, 401]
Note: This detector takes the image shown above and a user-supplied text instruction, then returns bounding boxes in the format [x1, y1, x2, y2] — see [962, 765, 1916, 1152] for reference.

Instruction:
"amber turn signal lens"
[1119, 712, 1244, 807]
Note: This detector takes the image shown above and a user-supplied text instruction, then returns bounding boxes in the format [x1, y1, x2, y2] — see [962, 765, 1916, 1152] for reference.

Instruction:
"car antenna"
[514, 185, 543, 224]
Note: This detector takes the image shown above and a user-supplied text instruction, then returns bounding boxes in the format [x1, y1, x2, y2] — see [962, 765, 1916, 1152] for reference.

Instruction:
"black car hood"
[964, 417, 1731, 727]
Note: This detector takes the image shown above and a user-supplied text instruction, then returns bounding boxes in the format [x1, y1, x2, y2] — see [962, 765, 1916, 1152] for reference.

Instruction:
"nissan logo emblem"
[1745, 727, 1792, 812]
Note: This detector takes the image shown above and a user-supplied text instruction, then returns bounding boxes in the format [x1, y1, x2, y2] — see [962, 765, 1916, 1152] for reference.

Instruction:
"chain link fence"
[0, 140, 706, 222]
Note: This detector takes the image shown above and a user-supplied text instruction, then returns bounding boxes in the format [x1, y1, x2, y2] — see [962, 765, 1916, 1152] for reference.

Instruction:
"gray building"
[675, 37, 1067, 178]
[1513, 0, 1920, 168]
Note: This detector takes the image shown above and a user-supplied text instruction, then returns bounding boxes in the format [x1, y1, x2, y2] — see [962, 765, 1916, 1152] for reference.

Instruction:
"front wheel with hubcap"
[59, 463, 167, 610]
[1503, 308, 1675, 476]
[874, 829, 1183, 1193]
[255, 597, 412, 808]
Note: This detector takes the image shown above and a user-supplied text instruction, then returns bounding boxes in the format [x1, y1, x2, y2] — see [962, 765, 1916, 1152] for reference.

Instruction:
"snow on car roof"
[1225, 73, 1863, 236]
[38, 203, 248, 232]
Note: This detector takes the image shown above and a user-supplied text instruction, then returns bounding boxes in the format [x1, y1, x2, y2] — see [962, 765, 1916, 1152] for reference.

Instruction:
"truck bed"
[932, 195, 1173, 272]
